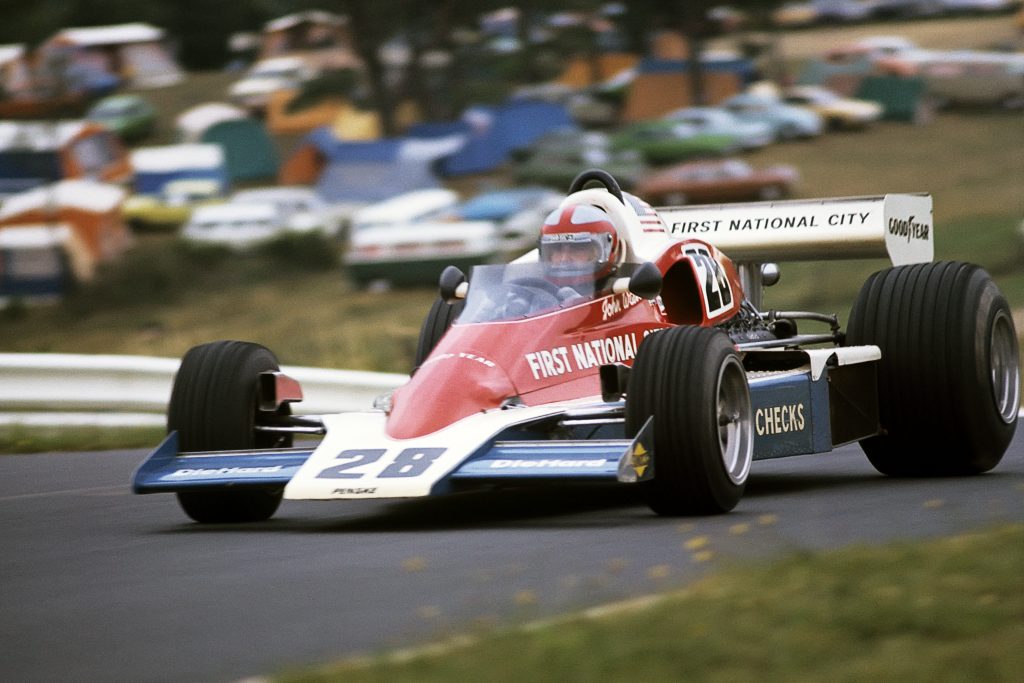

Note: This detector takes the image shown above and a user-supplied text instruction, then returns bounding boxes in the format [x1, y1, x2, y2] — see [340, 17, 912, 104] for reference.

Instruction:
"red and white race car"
[133, 170, 1020, 522]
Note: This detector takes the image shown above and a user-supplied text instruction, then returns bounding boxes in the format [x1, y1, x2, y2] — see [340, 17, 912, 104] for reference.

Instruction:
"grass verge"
[0, 424, 165, 454]
[278, 524, 1024, 683]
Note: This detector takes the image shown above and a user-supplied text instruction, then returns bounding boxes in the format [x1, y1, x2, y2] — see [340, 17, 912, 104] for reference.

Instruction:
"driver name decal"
[524, 331, 651, 379]
[601, 292, 642, 321]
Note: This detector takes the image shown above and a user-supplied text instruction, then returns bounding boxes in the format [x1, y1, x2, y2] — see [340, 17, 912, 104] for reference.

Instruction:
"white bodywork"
[285, 404, 577, 500]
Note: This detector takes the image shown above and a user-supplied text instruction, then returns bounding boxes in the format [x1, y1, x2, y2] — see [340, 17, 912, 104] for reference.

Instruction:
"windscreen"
[458, 262, 607, 323]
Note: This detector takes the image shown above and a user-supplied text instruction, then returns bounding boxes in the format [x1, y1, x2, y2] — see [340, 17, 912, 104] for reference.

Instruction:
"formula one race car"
[133, 170, 1020, 522]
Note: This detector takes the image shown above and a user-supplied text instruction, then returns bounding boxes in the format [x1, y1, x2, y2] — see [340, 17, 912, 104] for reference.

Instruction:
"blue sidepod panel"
[748, 369, 833, 460]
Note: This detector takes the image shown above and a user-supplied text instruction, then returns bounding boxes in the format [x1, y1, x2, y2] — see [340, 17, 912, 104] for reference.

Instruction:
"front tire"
[847, 262, 1019, 476]
[168, 341, 291, 523]
[626, 326, 753, 515]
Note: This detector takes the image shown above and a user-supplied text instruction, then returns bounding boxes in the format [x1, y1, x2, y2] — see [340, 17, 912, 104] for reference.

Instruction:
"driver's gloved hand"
[505, 297, 530, 316]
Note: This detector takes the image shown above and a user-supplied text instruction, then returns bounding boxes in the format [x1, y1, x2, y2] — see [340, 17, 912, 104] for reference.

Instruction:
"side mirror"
[439, 265, 467, 302]
[761, 263, 780, 287]
[612, 262, 662, 300]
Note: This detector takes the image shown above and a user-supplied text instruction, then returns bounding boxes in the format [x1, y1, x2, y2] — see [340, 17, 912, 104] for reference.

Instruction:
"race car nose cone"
[386, 353, 516, 439]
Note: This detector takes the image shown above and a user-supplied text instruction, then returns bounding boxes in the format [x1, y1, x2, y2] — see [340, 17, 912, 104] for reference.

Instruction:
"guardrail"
[0, 353, 408, 426]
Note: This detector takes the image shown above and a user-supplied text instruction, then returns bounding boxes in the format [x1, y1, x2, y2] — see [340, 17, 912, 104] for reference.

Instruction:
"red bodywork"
[387, 238, 746, 439]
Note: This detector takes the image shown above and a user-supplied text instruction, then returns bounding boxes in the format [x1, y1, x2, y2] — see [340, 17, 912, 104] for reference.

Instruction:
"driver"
[538, 203, 624, 301]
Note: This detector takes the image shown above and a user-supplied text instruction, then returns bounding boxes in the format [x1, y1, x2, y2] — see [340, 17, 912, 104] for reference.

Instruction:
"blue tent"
[315, 159, 440, 204]
[437, 101, 576, 177]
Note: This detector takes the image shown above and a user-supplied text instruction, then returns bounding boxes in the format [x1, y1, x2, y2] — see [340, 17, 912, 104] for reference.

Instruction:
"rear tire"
[626, 326, 753, 515]
[413, 297, 465, 371]
[847, 262, 1019, 476]
[168, 341, 291, 523]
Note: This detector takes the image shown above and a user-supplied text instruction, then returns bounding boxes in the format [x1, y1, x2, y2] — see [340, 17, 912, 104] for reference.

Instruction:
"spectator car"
[230, 186, 343, 238]
[721, 93, 824, 141]
[663, 107, 775, 149]
[122, 144, 228, 230]
[344, 188, 466, 287]
[781, 85, 884, 129]
[513, 131, 649, 190]
[343, 187, 562, 288]
[634, 158, 799, 205]
[611, 120, 743, 164]
[180, 202, 289, 249]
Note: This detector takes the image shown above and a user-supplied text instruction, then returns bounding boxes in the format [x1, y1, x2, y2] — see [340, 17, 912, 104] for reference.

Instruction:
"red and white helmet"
[539, 203, 623, 285]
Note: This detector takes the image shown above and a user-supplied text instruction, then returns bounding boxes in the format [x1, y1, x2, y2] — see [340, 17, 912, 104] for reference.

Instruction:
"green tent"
[855, 76, 931, 124]
[200, 119, 279, 182]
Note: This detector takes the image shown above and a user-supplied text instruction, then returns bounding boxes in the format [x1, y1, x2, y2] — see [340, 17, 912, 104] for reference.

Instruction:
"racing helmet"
[539, 203, 623, 285]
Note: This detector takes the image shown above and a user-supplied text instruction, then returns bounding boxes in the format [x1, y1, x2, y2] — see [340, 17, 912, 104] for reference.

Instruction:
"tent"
[130, 144, 228, 195]
[0, 180, 130, 297]
[621, 57, 755, 122]
[855, 76, 931, 123]
[0, 224, 80, 299]
[173, 105, 278, 183]
[280, 125, 464, 186]
[436, 100, 575, 177]
[200, 119, 279, 182]
[0, 120, 131, 197]
[556, 53, 639, 88]
[175, 103, 248, 142]
[259, 10, 360, 70]
[315, 159, 441, 205]
[0, 44, 32, 99]
[41, 23, 184, 90]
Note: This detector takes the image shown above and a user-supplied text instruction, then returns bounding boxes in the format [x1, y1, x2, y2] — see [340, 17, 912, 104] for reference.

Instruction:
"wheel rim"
[716, 356, 753, 484]
[990, 310, 1020, 424]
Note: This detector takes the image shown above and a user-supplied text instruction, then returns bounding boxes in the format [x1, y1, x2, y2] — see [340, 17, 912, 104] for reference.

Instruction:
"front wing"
[132, 404, 656, 499]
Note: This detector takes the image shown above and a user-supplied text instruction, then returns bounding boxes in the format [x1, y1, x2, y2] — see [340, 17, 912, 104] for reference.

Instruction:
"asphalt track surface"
[2, 429, 1022, 683]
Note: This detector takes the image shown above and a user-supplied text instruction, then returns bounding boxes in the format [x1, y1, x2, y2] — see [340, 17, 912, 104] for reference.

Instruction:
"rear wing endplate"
[655, 193, 933, 265]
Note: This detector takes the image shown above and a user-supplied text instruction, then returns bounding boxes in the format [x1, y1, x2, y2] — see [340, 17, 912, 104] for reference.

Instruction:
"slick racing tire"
[626, 326, 753, 515]
[847, 261, 1019, 476]
[168, 341, 291, 523]
[413, 297, 465, 372]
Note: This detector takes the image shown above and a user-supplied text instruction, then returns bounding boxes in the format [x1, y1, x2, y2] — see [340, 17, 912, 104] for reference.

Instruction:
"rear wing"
[653, 193, 933, 266]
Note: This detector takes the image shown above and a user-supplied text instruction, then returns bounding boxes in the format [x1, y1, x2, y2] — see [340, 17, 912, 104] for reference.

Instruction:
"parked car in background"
[425, 186, 563, 254]
[124, 179, 225, 229]
[85, 94, 158, 142]
[634, 158, 799, 205]
[919, 52, 1024, 109]
[812, 0, 874, 22]
[345, 189, 468, 287]
[181, 202, 298, 249]
[663, 106, 775, 150]
[230, 186, 344, 238]
[227, 56, 320, 113]
[781, 85, 884, 129]
[721, 93, 824, 141]
[612, 120, 742, 164]
[512, 131, 649, 190]
[123, 144, 229, 230]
